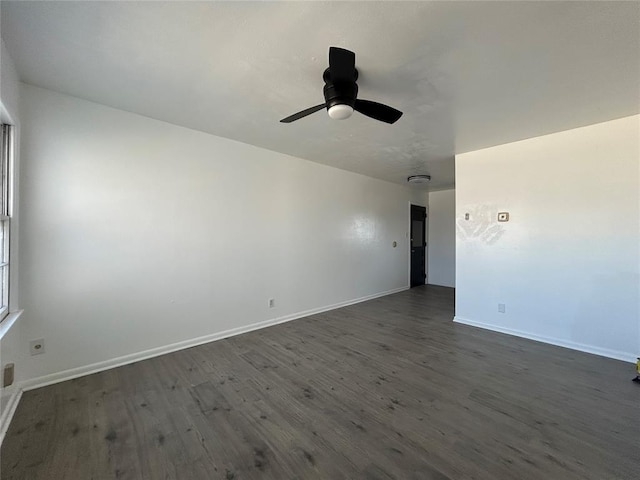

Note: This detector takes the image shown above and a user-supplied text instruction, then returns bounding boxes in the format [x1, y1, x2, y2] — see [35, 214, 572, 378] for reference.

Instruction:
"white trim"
[453, 316, 636, 364]
[0, 387, 22, 447]
[21, 287, 409, 392]
[0, 309, 23, 340]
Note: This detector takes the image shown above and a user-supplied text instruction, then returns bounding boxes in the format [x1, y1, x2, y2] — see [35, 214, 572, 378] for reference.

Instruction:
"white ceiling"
[2, 1, 639, 190]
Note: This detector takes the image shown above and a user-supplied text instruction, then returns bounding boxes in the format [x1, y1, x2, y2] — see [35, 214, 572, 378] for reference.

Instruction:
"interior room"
[0, 1, 638, 479]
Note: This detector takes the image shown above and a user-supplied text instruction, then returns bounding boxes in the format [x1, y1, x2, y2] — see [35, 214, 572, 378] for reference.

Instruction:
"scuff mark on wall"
[456, 205, 505, 245]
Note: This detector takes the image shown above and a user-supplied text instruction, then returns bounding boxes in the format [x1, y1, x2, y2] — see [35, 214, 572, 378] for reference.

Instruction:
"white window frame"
[0, 123, 13, 322]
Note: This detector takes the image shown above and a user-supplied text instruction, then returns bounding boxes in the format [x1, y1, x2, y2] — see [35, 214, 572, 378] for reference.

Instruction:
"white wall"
[455, 116, 639, 362]
[18, 84, 422, 386]
[427, 189, 455, 287]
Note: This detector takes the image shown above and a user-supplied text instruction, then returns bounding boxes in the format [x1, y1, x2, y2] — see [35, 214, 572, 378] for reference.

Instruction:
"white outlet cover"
[30, 339, 45, 355]
[498, 212, 509, 222]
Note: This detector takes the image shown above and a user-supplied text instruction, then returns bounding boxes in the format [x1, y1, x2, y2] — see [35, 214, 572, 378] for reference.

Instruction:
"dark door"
[410, 205, 427, 287]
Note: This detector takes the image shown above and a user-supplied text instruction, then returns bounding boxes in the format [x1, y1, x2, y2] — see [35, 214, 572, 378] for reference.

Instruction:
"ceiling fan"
[280, 47, 403, 125]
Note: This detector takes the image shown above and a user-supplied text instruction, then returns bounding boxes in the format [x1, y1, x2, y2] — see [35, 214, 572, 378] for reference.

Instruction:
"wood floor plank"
[2, 286, 638, 479]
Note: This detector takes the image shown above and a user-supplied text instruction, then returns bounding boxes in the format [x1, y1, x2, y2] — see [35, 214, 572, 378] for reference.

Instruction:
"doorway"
[410, 204, 427, 287]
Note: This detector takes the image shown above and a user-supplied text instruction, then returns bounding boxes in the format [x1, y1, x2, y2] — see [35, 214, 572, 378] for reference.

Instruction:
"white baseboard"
[453, 316, 636, 364]
[0, 387, 23, 447]
[21, 286, 409, 392]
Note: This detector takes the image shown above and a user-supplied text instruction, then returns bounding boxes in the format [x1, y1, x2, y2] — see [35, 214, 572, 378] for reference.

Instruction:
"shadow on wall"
[573, 271, 640, 355]
[457, 205, 505, 245]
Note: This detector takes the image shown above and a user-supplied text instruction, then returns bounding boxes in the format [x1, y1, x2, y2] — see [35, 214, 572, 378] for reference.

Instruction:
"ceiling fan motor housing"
[323, 68, 358, 109]
[279, 50, 401, 124]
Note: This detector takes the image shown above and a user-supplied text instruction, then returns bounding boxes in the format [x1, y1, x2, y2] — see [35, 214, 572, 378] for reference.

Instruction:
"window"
[0, 124, 13, 321]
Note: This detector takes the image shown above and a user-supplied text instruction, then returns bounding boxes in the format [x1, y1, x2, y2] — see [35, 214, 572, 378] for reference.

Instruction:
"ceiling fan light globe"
[327, 104, 354, 120]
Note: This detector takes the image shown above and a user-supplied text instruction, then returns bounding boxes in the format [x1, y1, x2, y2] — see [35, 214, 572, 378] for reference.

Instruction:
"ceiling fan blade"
[354, 99, 403, 124]
[280, 104, 326, 123]
[329, 47, 356, 83]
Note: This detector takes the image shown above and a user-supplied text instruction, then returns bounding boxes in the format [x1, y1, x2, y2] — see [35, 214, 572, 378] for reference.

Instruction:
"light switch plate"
[498, 212, 509, 222]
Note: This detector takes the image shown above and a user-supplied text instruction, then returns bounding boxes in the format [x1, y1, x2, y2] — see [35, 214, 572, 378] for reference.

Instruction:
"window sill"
[0, 309, 23, 341]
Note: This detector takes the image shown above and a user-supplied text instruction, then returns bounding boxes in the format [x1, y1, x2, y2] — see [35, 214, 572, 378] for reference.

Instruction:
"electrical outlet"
[30, 339, 45, 356]
[268, 298, 275, 308]
[498, 212, 509, 222]
[498, 303, 506, 313]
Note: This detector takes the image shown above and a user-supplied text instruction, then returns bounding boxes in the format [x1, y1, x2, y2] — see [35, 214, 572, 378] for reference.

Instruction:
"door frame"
[408, 201, 428, 287]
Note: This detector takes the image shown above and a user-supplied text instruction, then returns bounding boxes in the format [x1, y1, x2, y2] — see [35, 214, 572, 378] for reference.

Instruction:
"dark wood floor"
[2, 286, 638, 479]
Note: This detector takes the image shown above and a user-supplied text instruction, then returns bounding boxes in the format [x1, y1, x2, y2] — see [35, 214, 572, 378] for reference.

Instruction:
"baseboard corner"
[0, 386, 23, 447]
